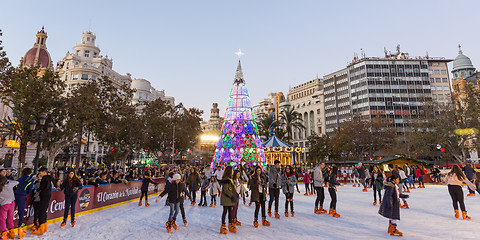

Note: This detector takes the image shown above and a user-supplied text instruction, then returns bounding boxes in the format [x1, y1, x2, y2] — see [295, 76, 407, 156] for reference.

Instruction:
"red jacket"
[416, 168, 424, 177]
[303, 173, 311, 184]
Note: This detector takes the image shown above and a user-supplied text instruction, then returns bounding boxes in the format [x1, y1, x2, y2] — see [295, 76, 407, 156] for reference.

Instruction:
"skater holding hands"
[156, 174, 182, 232]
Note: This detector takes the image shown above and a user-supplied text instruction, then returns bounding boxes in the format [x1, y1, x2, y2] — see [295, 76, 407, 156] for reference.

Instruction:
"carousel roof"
[263, 135, 291, 148]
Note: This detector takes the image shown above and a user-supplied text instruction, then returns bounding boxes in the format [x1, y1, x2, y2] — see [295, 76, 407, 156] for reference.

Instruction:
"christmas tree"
[210, 60, 266, 168]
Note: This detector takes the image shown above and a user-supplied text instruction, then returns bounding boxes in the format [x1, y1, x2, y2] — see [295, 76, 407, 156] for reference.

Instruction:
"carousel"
[263, 135, 305, 166]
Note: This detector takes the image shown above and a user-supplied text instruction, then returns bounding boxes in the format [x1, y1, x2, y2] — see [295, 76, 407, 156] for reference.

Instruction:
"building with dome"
[20, 27, 53, 70]
[451, 45, 479, 99]
[130, 78, 175, 112]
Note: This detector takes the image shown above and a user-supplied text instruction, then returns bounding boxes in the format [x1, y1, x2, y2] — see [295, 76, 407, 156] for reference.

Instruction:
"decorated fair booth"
[263, 135, 305, 166]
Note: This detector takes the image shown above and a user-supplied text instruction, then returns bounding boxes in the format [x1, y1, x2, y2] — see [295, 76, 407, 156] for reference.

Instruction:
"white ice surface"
[24, 184, 479, 240]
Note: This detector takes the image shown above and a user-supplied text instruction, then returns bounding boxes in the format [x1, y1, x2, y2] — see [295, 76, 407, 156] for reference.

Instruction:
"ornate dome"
[453, 45, 475, 71]
[23, 47, 51, 69]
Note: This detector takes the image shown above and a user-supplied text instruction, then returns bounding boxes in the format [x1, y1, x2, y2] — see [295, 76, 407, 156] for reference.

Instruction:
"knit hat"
[172, 174, 182, 181]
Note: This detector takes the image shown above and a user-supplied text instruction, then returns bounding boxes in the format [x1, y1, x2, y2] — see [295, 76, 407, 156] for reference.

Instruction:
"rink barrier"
[12, 177, 165, 229]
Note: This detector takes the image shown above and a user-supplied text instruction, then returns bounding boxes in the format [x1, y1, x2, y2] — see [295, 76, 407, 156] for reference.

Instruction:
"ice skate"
[7, 230, 14, 239]
[18, 227, 26, 239]
[268, 210, 272, 217]
[331, 209, 340, 218]
[291, 210, 295, 217]
[1, 232, 7, 240]
[183, 217, 188, 226]
[71, 220, 76, 227]
[352, 184, 356, 187]
[462, 211, 471, 220]
[243, 199, 246, 205]
[138, 200, 142, 206]
[220, 224, 228, 234]
[145, 200, 150, 207]
[329, 208, 333, 215]
[284, 211, 289, 217]
[262, 217, 270, 226]
[275, 211, 281, 219]
[362, 188, 367, 192]
[228, 223, 237, 233]
[166, 221, 171, 232]
[31, 224, 45, 235]
[249, 202, 252, 206]
[209, 203, 213, 207]
[454, 209, 459, 219]
[373, 201, 377, 206]
[253, 218, 259, 228]
[390, 224, 403, 237]
[401, 201, 409, 209]
[60, 220, 66, 227]
[467, 193, 475, 196]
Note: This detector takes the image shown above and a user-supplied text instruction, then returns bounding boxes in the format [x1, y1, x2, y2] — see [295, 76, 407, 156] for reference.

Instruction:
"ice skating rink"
[25, 184, 479, 240]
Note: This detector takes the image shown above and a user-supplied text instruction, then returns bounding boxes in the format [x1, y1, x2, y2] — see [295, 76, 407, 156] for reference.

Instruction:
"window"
[87, 37, 90, 41]
[433, 62, 438, 66]
[429, 78, 434, 83]
[436, 78, 441, 83]
[434, 70, 440, 75]
[441, 70, 446, 75]
[93, 52, 97, 58]
[443, 86, 449, 91]
[442, 78, 448, 83]
[76, 50, 80, 56]
[91, 76, 97, 82]
[66, 63, 69, 69]
[72, 74, 79, 80]
[84, 50, 90, 57]
[81, 74, 88, 80]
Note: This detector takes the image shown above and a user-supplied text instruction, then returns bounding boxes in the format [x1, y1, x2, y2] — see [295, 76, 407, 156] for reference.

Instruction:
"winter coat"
[327, 173, 340, 189]
[372, 172, 384, 190]
[282, 174, 297, 195]
[187, 173, 200, 190]
[141, 177, 157, 192]
[378, 181, 407, 220]
[200, 178, 209, 191]
[303, 173, 311, 184]
[358, 166, 366, 179]
[209, 181, 221, 196]
[416, 168, 424, 177]
[463, 165, 475, 179]
[313, 166, 324, 187]
[60, 178, 83, 196]
[220, 178, 238, 207]
[268, 166, 282, 189]
[178, 182, 191, 203]
[0, 180, 19, 206]
[249, 174, 267, 202]
[159, 181, 181, 203]
[38, 175, 54, 200]
[234, 178, 247, 196]
[14, 175, 34, 196]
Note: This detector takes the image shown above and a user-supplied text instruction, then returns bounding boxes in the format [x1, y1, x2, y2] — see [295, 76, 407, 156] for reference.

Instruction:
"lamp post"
[29, 115, 54, 174]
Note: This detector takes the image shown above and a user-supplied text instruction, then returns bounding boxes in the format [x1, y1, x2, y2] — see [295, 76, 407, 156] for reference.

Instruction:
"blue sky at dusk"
[1, 0, 478, 119]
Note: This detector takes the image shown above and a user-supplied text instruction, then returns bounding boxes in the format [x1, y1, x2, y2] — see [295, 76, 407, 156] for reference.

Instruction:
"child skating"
[378, 175, 409, 237]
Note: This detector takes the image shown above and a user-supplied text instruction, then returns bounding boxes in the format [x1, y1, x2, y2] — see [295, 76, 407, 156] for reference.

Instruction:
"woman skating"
[282, 166, 297, 217]
[372, 166, 383, 206]
[378, 175, 409, 237]
[139, 172, 158, 207]
[219, 166, 238, 234]
[327, 166, 341, 217]
[60, 170, 83, 227]
[303, 171, 312, 195]
[443, 165, 476, 220]
[209, 176, 221, 207]
[249, 166, 270, 228]
[232, 170, 247, 226]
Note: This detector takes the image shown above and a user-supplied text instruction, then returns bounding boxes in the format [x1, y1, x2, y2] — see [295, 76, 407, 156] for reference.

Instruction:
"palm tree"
[278, 108, 305, 143]
[256, 113, 277, 141]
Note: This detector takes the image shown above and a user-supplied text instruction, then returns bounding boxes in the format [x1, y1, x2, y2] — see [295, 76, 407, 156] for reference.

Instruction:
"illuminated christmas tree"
[211, 58, 266, 168]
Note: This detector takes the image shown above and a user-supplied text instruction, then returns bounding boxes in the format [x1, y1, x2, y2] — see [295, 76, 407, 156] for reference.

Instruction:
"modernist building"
[287, 77, 325, 148]
[324, 48, 451, 135]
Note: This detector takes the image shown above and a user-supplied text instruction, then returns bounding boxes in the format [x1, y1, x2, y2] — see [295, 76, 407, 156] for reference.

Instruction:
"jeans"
[268, 188, 280, 212]
[418, 176, 424, 186]
[315, 187, 325, 208]
[168, 202, 180, 222]
[64, 194, 78, 221]
[407, 176, 414, 187]
[200, 191, 207, 205]
[402, 179, 409, 190]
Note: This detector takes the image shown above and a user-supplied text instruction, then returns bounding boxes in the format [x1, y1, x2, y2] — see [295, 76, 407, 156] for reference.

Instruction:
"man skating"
[268, 160, 282, 219]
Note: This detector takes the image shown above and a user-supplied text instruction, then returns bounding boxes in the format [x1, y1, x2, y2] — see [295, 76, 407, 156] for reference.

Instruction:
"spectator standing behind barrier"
[32, 167, 54, 236]
[60, 170, 83, 228]
[13, 168, 34, 238]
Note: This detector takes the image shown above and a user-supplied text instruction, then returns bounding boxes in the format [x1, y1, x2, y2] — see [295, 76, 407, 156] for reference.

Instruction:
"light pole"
[29, 114, 54, 174]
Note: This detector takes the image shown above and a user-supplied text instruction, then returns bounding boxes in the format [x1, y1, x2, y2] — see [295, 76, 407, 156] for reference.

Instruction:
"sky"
[1, 0, 479, 120]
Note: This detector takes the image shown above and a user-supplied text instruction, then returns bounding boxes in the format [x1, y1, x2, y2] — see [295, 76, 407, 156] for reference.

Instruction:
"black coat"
[141, 177, 157, 192]
[60, 178, 83, 196]
[378, 181, 408, 220]
[38, 175, 54, 200]
[160, 181, 181, 203]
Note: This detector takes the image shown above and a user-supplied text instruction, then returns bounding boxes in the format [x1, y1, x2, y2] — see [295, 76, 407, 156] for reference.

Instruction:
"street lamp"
[30, 115, 54, 174]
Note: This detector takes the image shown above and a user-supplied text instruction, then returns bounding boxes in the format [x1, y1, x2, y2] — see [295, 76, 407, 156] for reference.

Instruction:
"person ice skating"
[416, 165, 425, 188]
[282, 166, 297, 217]
[292, 168, 300, 194]
[372, 166, 384, 206]
[463, 163, 476, 196]
[0, 176, 19, 239]
[219, 166, 238, 234]
[405, 163, 415, 189]
[209, 176, 221, 207]
[326, 166, 341, 217]
[378, 175, 409, 237]
[139, 172, 158, 207]
[358, 163, 367, 192]
[13, 168, 34, 238]
[32, 167, 54, 236]
[474, 172, 480, 196]
[30, 174, 42, 232]
[156, 173, 182, 232]
[352, 166, 360, 187]
[398, 167, 409, 193]
[176, 174, 191, 226]
[314, 162, 327, 214]
[232, 170, 248, 226]
[60, 170, 83, 227]
[268, 160, 282, 219]
[249, 166, 270, 228]
[303, 170, 311, 195]
[187, 168, 200, 205]
[199, 172, 209, 206]
[388, 164, 408, 209]
[443, 165, 476, 220]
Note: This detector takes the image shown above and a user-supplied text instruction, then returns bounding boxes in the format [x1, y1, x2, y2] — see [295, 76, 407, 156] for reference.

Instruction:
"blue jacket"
[13, 175, 34, 196]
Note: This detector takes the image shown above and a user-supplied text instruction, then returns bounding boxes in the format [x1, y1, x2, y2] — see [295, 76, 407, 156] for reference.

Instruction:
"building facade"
[287, 77, 325, 148]
[324, 48, 451, 135]
[131, 78, 175, 112]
